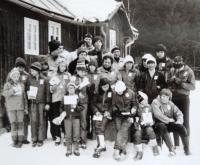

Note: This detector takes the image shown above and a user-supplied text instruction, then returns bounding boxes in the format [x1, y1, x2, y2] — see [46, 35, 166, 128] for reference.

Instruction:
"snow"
[1, 82, 200, 165]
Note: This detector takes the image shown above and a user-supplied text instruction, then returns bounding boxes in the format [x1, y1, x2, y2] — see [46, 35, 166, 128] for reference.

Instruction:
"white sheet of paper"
[93, 115, 103, 121]
[40, 79, 44, 85]
[28, 86, 38, 99]
[142, 112, 153, 124]
[64, 95, 78, 105]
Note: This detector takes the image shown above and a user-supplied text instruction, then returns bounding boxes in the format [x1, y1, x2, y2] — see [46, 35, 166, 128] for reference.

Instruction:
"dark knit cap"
[111, 46, 120, 53]
[15, 57, 26, 68]
[160, 88, 172, 99]
[156, 44, 167, 52]
[84, 33, 93, 39]
[48, 40, 61, 53]
[30, 62, 42, 72]
[99, 78, 109, 86]
[102, 55, 113, 64]
[174, 56, 184, 63]
[88, 60, 98, 68]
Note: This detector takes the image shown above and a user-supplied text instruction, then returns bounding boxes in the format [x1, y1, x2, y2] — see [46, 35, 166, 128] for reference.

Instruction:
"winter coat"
[151, 96, 183, 124]
[167, 65, 195, 96]
[68, 58, 89, 75]
[27, 75, 50, 104]
[88, 49, 103, 67]
[97, 66, 121, 86]
[112, 88, 137, 118]
[112, 58, 124, 71]
[50, 72, 71, 103]
[87, 72, 100, 98]
[156, 56, 173, 72]
[119, 68, 140, 91]
[139, 70, 166, 103]
[3, 81, 27, 112]
[92, 90, 113, 114]
[61, 94, 84, 119]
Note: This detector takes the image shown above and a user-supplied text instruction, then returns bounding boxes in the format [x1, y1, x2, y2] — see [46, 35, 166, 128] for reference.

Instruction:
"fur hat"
[115, 81, 126, 93]
[160, 88, 172, 99]
[15, 57, 26, 68]
[102, 54, 114, 64]
[111, 46, 120, 53]
[10, 68, 20, 80]
[174, 56, 184, 63]
[156, 44, 167, 52]
[142, 53, 154, 60]
[137, 91, 148, 103]
[30, 62, 42, 72]
[48, 40, 61, 53]
[124, 55, 134, 65]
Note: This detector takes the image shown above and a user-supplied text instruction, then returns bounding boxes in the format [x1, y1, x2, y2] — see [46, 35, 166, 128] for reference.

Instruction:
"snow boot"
[168, 147, 176, 157]
[152, 146, 160, 156]
[113, 149, 121, 161]
[134, 151, 143, 161]
[73, 142, 80, 156]
[55, 137, 61, 146]
[65, 144, 72, 157]
[118, 150, 127, 161]
[37, 141, 43, 147]
[181, 136, 191, 156]
[32, 141, 37, 147]
[93, 147, 102, 158]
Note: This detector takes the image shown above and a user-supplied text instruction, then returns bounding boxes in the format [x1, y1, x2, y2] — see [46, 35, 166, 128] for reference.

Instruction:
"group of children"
[1, 34, 195, 161]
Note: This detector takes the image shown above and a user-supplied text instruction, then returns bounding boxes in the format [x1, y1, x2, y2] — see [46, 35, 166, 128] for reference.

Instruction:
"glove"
[174, 77, 182, 85]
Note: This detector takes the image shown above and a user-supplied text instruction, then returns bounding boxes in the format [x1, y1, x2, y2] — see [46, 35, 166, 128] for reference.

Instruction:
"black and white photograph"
[0, 0, 200, 165]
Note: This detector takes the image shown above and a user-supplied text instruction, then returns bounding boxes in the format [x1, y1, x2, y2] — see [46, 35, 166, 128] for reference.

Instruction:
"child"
[49, 63, 71, 145]
[71, 60, 90, 149]
[54, 82, 84, 156]
[92, 78, 112, 158]
[132, 91, 159, 161]
[3, 68, 28, 148]
[152, 88, 191, 156]
[27, 62, 50, 147]
[112, 81, 137, 161]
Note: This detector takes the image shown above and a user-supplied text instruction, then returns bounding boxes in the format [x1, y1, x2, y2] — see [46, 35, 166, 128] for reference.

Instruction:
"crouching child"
[151, 88, 191, 156]
[3, 68, 28, 148]
[132, 91, 159, 161]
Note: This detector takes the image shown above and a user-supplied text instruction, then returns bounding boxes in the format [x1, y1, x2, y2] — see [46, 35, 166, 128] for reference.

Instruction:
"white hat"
[124, 55, 134, 65]
[10, 68, 20, 80]
[115, 81, 126, 93]
[142, 53, 154, 60]
[146, 56, 157, 65]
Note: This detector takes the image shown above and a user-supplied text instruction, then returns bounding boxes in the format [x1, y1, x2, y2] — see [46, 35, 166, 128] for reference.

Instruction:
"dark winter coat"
[68, 58, 89, 75]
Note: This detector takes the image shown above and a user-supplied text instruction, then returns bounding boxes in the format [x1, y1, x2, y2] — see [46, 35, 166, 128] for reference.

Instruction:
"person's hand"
[131, 108, 137, 114]
[128, 117, 134, 123]
[174, 77, 182, 85]
[169, 118, 175, 123]
[175, 120, 182, 125]
[95, 111, 101, 116]
[44, 104, 50, 111]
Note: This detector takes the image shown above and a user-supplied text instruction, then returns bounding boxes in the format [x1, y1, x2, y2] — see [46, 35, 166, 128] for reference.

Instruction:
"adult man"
[111, 46, 124, 71]
[84, 33, 94, 53]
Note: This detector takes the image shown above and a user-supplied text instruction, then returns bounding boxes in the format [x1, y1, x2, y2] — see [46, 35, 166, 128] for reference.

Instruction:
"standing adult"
[111, 46, 124, 71]
[84, 33, 94, 53]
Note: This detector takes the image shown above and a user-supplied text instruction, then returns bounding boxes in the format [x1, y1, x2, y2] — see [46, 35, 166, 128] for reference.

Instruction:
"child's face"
[68, 85, 75, 94]
[101, 84, 109, 92]
[147, 62, 156, 70]
[94, 40, 102, 50]
[30, 69, 39, 77]
[160, 95, 170, 104]
[125, 62, 133, 70]
[103, 59, 112, 69]
[59, 63, 66, 73]
[156, 51, 165, 59]
[79, 52, 87, 61]
[11, 73, 20, 83]
[17, 66, 25, 73]
[89, 65, 96, 73]
[77, 70, 86, 77]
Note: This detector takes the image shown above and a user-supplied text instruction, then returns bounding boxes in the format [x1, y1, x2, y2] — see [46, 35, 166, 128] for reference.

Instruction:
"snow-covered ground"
[0, 82, 200, 165]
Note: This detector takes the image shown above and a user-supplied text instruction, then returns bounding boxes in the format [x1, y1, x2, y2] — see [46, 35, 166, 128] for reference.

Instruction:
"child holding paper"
[49, 63, 71, 145]
[92, 78, 112, 158]
[71, 60, 90, 149]
[132, 91, 159, 161]
[55, 82, 84, 156]
[27, 62, 50, 147]
[3, 68, 28, 148]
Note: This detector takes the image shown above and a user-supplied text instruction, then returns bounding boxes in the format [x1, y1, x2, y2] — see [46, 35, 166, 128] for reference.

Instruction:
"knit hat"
[124, 55, 134, 65]
[77, 47, 88, 56]
[174, 56, 183, 63]
[10, 68, 20, 80]
[115, 81, 126, 93]
[137, 91, 148, 103]
[30, 62, 42, 72]
[156, 44, 167, 52]
[160, 88, 172, 99]
[76, 59, 86, 70]
[142, 53, 154, 60]
[84, 33, 93, 39]
[15, 57, 26, 68]
[102, 54, 114, 64]
[48, 40, 61, 53]
[67, 82, 77, 89]
[111, 46, 120, 53]
[88, 60, 98, 68]
[93, 36, 103, 44]
[99, 78, 109, 86]
[146, 56, 157, 65]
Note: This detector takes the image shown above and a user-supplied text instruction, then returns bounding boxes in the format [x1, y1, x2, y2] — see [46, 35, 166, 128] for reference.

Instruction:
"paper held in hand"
[93, 115, 103, 121]
[27, 86, 38, 99]
[141, 112, 153, 125]
[64, 95, 78, 105]
[79, 78, 90, 89]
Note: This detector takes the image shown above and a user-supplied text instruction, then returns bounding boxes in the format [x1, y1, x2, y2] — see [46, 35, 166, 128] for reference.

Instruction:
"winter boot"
[113, 149, 121, 160]
[65, 144, 72, 157]
[168, 147, 176, 157]
[32, 141, 37, 147]
[118, 149, 127, 161]
[55, 137, 61, 146]
[16, 142, 23, 148]
[93, 147, 102, 158]
[134, 151, 143, 161]
[73, 142, 80, 156]
[152, 146, 160, 156]
[37, 141, 43, 147]
[181, 136, 191, 156]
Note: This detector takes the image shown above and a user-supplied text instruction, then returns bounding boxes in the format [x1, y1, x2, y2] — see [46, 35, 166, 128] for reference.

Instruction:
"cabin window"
[24, 17, 39, 55]
[48, 21, 61, 42]
[109, 29, 116, 51]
